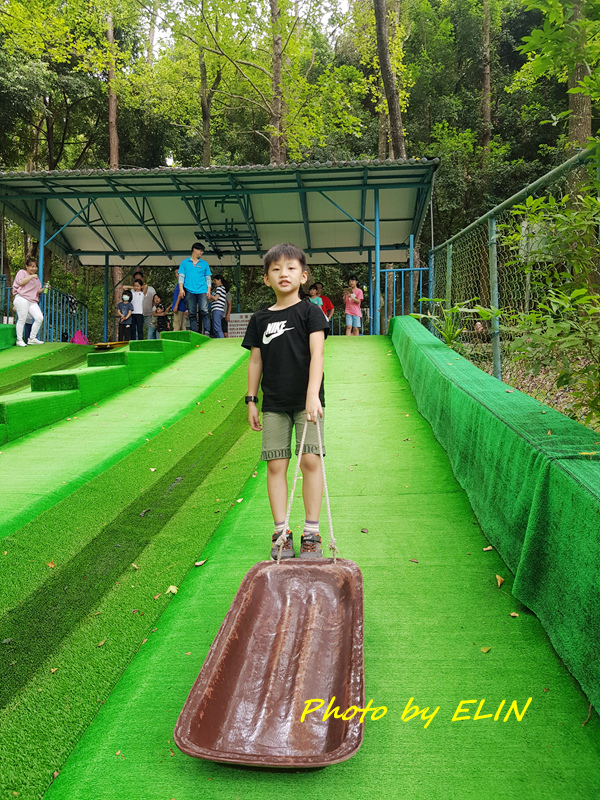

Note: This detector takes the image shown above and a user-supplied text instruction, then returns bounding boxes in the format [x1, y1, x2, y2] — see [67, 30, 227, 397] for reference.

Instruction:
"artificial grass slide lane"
[0, 366, 259, 800]
[0, 338, 248, 535]
[0, 343, 93, 394]
[43, 337, 600, 800]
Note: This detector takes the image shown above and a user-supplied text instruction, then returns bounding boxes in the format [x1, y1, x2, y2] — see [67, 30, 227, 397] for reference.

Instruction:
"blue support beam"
[374, 189, 381, 335]
[38, 199, 46, 284]
[103, 255, 109, 342]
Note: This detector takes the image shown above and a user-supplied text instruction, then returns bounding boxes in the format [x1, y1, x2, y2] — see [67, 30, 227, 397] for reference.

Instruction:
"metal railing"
[0, 277, 88, 342]
[428, 143, 599, 414]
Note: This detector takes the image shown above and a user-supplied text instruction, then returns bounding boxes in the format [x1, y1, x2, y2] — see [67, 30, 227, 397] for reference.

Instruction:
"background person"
[315, 281, 334, 323]
[344, 275, 363, 336]
[169, 267, 187, 331]
[116, 290, 133, 341]
[12, 257, 44, 346]
[208, 274, 227, 338]
[177, 242, 211, 335]
[122, 278, 145, 340]
[130, 271, 156, 339]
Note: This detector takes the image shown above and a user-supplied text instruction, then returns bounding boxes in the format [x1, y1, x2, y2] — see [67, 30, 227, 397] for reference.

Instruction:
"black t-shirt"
[242, 301, 330, 412]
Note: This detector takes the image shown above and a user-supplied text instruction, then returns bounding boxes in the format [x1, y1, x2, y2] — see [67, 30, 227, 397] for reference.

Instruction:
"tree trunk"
[107, 12, 119, 170]
[378, 111, 387, 160]
[199, 51, 212, 168]
[269, 0, 283, 164]
[481, 0, 492, 152]
[147, 0, 158, 66]
[373, 0, 406, 159]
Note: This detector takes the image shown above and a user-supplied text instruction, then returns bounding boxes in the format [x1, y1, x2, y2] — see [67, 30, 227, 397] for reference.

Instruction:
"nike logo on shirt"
[262, 320, 295, 344]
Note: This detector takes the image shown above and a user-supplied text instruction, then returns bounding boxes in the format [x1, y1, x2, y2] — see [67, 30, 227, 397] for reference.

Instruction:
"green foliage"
[411, 297, 484, 350]
[501, 185, 600, 424]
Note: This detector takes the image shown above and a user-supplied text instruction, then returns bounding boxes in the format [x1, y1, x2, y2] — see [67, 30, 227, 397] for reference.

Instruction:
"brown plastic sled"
[174, 558, 364, 767]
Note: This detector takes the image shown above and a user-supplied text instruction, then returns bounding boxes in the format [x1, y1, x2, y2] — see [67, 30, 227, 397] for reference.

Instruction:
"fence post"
[488, 215, 502, 381]
[445, 243, 452, 308]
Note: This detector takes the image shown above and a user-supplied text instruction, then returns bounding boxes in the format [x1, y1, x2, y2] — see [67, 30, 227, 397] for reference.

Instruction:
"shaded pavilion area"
[0, 158, 438, 336]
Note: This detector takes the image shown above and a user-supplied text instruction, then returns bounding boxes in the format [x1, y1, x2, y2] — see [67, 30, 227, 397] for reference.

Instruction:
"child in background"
[170, 268, 187, 331]
[308, 284, 324, 314]
[208, 274, 227, 338]
[242, 243, 330, 560]
[117, 291, 133, 341]
[122, 279, 145, 340]
[153, 293, 171, 335]
[344, 275, 363, 336]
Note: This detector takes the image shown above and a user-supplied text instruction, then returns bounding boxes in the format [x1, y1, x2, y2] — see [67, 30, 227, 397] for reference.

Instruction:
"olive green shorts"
[261, 410, 325, 461]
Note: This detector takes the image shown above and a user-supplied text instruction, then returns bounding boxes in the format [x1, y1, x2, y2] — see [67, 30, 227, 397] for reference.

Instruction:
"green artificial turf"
[0, 343, 92, 394]
[37, 336, 600, 800]
[0, 339, 248, 535]
[0, 361, 259, 800]
[390, 316, 600, 713]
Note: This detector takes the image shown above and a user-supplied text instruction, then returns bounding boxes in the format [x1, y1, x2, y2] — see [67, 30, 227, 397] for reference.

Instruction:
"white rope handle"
[274, 415, 338, 564]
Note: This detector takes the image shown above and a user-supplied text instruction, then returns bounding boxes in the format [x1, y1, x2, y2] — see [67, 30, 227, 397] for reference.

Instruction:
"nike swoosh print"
[262, 326, 295, 344]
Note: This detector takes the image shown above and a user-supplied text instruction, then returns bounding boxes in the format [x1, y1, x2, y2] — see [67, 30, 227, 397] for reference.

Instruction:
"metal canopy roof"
[0, 158, 438, 268]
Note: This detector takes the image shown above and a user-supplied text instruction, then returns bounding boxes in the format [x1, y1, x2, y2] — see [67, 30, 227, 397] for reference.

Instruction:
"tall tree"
[372, 0, 406, 158]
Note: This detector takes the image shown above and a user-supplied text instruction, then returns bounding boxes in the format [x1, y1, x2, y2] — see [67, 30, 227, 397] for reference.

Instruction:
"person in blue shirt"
[177, 242, 211, 335]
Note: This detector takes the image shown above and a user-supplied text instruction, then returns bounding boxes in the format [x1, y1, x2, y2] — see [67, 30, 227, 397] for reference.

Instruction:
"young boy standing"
[242, 244, 330, 560]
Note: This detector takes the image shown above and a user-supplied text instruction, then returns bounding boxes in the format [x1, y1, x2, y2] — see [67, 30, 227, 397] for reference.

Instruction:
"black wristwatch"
[245, 395, 259, 404]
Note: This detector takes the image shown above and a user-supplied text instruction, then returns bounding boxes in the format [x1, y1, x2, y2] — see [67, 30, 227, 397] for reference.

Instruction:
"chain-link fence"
[429, 145, 599, 424]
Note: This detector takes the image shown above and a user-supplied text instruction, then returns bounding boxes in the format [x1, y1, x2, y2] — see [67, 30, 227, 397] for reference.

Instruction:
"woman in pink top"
[344, 275, 364, 336]
[12, 257, 44, 346]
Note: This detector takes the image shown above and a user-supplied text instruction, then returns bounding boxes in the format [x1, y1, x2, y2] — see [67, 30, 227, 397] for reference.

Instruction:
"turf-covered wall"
[0, 324, 16, 351]
[389, 315, 600, 712]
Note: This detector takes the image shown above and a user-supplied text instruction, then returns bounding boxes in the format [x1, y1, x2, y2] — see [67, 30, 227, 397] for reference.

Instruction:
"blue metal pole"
[374, 189, 381, 335]
[428, 250, 434, 304]
[409, 234, 414, 315]
[368, 250, 373, 334]
[38, 199, 46, 284]
[104, 255, 109, 342]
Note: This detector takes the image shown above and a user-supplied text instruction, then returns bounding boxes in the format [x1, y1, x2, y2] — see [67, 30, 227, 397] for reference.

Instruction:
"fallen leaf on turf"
[509, 612, 519, 617]
[237, 498, 243, 503]
[547, 430, 551, 435]
[185, 652, 191, 656]
[115, 750, 121, 756]
[483, 545, 493, 551]
[410, 559, 419, 563]
[154, 593, 162, 600]
[496, 575, 505, 588]
[47, 561, 55, 568]
[92, 611, 101, 616]
[194, 560, 207, 567]
[481, 647, 492, 653]
[52, 771, 59, 779]
[97, 640, 106, 647]
[139, 509, 150, 517]
[2, 638, 12, 644]
[361, 528, 368, 534]
[149, 468, 156, 472]
[132, 609, 139, 614]
[50, 667, 58, 673]
[166, 585, 178, 594]
[132, 563, 139, 569]
[252, 471, 257, 477]
[208, 432, 213, 436]
[505, 389, 514, 393]
[141, 638, 147, 645]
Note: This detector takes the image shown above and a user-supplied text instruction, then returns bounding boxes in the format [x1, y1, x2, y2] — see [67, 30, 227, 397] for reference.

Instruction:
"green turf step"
[128, 338, 192, 362]
[0, 324, 16, 351]
[160, 330, 207, 345]
[86, 349, 167, 384]
[0, 343, 93, 395]
[0, 389, 81, 440]
[31, 365, 130, 406]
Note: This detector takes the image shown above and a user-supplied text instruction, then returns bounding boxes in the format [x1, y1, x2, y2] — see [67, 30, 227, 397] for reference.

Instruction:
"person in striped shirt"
[208, 274, 228, 338]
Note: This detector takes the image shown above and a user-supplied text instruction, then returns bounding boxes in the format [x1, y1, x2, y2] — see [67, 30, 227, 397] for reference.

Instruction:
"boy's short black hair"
[348, 275, 358, 283]
[263, 243, 307, 274]
[315, 281, 323, 289]
[191, 241, 205, 253]
[309, 283, 318, 292]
